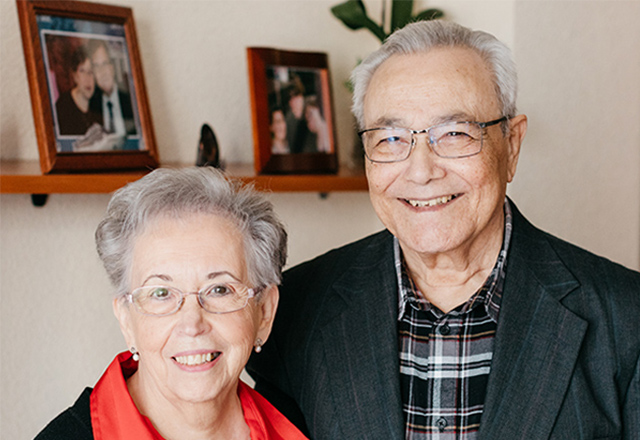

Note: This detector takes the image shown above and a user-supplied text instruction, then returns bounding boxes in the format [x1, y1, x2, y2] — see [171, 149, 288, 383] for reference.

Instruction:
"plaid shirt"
[396, 200, 513, 439]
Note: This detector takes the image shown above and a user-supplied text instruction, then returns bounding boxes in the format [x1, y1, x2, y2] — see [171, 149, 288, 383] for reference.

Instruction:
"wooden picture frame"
[247, 47, 338, 174]
[16, 0, 158, 174]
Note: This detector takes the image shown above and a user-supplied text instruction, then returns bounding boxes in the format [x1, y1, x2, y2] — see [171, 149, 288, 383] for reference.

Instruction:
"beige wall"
[1, 1, 638, 438]
[510, 0, 640, 268]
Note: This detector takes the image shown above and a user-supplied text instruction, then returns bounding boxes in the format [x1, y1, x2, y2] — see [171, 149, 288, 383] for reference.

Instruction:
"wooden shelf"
[0, 160, 368, 195]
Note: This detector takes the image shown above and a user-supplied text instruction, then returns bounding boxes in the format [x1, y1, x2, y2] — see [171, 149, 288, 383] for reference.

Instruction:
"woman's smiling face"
[115, 212, 277, 406]
[73, 57, 95, 101]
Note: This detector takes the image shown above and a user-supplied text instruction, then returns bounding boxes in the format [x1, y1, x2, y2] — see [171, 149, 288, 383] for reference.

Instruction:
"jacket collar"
[318, 231, 405, 438]
[478, 201, 587, 439]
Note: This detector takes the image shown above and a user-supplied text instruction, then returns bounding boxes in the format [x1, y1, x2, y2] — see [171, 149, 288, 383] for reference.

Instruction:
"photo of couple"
[41, 19, 141, 153]
[267, 67, 332, 155]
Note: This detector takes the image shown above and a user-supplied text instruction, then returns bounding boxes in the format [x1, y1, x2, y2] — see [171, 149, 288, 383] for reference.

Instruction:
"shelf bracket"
[31, 194, 48, 207]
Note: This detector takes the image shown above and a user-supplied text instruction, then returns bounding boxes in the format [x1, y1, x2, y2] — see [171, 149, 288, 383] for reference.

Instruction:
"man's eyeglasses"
[358, 116, 508, 163]
[126, 280, 260, 317]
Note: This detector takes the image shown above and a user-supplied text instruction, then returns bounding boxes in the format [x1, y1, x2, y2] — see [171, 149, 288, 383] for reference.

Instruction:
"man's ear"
[255, 285, 280, 343]
[113, 297, 136, 349]
[505, 114, 528, 183]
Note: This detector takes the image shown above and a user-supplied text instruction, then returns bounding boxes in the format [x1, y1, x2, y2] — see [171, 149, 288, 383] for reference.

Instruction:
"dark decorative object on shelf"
[196, 123, 221, 168]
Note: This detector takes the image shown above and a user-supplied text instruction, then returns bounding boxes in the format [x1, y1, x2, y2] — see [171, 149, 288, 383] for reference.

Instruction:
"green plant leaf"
[330, 0, 369, 30]
[414, 8, 444, 22]
[331, 0, 386, 41]
[362, 17, 387, 42]
[391, 0, 414, 32]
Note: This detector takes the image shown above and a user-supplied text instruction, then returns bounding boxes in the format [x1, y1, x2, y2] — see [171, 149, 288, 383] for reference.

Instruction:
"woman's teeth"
[173, 352, 219, 366]
[407, 195, 455, 208]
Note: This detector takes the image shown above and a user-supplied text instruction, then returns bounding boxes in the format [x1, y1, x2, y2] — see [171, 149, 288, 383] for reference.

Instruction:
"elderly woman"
[55, 44, 102, 136]
[36, 167, 306, 440]
[269, 106, 289, 155]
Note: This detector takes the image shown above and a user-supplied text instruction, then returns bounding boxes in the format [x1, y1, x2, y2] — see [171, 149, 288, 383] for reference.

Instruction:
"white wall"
[510, 0, 640, 268]
[1, 1, 638, 438]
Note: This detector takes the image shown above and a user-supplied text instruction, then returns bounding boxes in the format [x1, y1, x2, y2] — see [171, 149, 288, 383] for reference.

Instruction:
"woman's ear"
[113, 297, 136, 349]
[255, 285, 279, 343]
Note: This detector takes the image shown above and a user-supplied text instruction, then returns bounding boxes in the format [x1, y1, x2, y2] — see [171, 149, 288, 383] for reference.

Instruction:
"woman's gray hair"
[351, 20, 518, 130]
[95, 167, 287, 297]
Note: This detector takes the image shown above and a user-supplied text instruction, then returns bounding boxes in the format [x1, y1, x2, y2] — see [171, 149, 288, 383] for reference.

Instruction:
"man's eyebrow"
[431, 112, 475, 125]
[368, 112, 477, 129]
[369, 117, 405, 128]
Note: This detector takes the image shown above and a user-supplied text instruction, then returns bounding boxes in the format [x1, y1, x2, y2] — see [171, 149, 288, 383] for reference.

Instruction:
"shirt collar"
[103, 87, 119, 102]
[396, 198, 513, 322]
[90, 352, 163, 440]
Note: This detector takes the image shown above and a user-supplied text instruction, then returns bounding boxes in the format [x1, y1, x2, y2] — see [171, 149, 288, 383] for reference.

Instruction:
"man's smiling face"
[363, 46, 524, 259]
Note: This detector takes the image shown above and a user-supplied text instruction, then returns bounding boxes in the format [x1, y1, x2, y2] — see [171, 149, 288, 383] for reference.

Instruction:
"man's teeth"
[407, 195, 455, 208]
[174, 352, 219, 366]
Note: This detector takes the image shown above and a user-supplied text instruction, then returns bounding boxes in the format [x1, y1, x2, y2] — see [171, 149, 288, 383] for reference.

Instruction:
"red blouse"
[90, 351, 307, 440]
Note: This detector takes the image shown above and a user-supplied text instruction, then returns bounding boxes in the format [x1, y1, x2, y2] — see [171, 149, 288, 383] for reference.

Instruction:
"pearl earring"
[130, 346, 140, 361]
[254, 338, 263, 353]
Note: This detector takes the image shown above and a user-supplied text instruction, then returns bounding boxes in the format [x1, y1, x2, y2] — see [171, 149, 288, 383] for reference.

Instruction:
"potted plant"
[331, 0, 444, 43]
[330, 1, 445, 166]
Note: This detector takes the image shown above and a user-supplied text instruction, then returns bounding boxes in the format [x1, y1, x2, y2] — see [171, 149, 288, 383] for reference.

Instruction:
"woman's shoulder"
[54, 91, 74, 109]
[34, 387, 94, 440]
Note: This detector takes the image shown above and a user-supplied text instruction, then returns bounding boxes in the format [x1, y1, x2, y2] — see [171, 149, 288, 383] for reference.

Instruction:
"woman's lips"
[171, 351, 221, 372]
[172, 352, 220, 366]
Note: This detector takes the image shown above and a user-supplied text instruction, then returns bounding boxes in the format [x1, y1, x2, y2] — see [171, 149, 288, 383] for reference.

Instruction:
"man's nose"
[404, 133, 445, 182]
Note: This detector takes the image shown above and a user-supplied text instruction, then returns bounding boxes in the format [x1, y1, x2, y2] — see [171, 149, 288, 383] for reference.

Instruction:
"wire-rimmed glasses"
[358, 116, 508, 163]
[126, 279, 260, 317]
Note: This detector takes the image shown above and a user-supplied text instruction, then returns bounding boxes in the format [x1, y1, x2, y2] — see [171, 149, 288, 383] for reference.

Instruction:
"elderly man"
[88, 40, 137, 137]
[247, 21, 640, 439]
[284, 80, 317, 154]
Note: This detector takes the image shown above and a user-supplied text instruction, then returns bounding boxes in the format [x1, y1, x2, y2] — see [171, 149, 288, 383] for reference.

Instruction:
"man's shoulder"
[276, 230, 393, 317]
[118, 89, 132, 102]
[541, 231, 640, 314]
[88, 91, 102, 113]
[516, 211, 639, 281]
[511, 203, 640, 307]
[283, 230, 393, 285]
[117, 89, 134, 115]
[34, 388, 93, 440]
[547, 230, 638, 278]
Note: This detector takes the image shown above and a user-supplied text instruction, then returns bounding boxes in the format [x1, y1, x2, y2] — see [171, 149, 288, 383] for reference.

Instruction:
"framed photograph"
[16, 0, 158, 173]
[247, 48, 338, 174]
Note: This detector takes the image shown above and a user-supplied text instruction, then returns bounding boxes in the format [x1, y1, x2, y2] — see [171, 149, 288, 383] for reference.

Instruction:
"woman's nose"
[176, 294, 211, 336]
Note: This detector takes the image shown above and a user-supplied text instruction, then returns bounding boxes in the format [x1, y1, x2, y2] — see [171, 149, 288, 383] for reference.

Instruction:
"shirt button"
[437, 417, 448, 432]
[439, 323, 451, 335]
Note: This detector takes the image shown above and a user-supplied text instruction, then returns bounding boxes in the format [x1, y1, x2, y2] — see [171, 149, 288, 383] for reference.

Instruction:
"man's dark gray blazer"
[89, 89, 137, 136]
[247, 201, 640, 439]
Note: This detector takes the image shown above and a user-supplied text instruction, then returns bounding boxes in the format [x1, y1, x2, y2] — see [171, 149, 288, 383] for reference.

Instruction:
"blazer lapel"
[479, 206, 588, 439]
[318, 233, 404, 439]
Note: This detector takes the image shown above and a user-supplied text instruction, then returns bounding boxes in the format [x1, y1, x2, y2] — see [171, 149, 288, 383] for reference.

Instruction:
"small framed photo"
[247, 48, 338, 174]
[16, 0, 158, 173]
